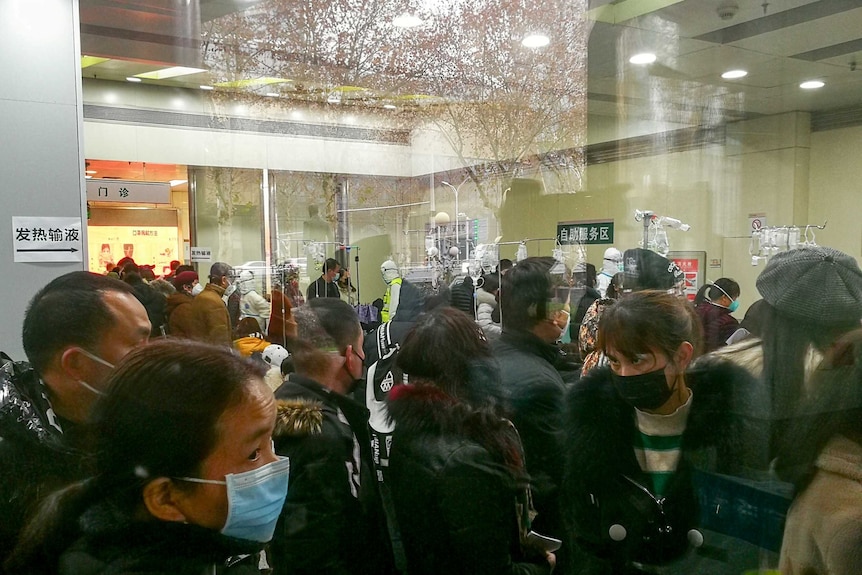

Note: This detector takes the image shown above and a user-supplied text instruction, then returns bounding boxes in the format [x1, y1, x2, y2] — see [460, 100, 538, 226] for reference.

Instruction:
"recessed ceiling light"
[393, 13, 423, 27]
[383, 104, 397, 110]
[629, 53, 656, 65]
[265, 92, 279, 97]
[85, 170, 97, 175]
[169, 179, 188, 187]
[126, 77, 142, 83]
[522, 34, 550, 48]
[135, 66, 207, 80]
[84, 175, 93, 179]
[800, 80, 825, 89]
[722, 69, 748, 79]
[200, 85, 214, 91]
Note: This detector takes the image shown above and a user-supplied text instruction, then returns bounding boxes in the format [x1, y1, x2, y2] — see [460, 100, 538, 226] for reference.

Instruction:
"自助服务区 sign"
[556, 220, 614, 245]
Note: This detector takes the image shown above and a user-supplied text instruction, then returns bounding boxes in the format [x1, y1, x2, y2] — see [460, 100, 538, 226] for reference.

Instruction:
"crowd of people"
[2, 244, 862, 574]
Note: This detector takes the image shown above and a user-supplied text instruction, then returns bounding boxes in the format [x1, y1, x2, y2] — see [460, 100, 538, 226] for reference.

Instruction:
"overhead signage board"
[86, 179, 171, 204]
[556, 220, 614, 245]
[12, 216, 83, 263]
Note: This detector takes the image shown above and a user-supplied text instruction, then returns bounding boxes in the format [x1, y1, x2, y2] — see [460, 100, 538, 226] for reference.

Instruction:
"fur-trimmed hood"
[275, 397, 325, 438]
[476, 287, 497, 307]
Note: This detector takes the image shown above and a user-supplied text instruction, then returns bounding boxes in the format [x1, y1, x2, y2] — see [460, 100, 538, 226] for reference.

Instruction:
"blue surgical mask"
[177, 457, 290, 542]
[333, 272, 341, 282]
[728, 299, 740, 313]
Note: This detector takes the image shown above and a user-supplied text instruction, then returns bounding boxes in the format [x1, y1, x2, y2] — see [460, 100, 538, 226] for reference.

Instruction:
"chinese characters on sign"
[12, 217, 83, 263]
[190, 247, 212, 262]
[86, 179, 171, 204]
[668, 251, 706, 302]
[556, 220, 614, 245]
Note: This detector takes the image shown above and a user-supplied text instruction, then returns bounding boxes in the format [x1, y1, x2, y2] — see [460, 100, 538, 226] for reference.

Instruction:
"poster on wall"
[88, 226, 180, 276]
[668, 251, 706, 301]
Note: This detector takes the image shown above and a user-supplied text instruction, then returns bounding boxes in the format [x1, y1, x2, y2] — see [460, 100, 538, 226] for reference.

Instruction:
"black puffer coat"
[0, 357, 92, 568]
[56, 501, 265, 575]
[561, 357, 761, 574]
[387, 384, 552, 575]
[271, 375, 395, 575]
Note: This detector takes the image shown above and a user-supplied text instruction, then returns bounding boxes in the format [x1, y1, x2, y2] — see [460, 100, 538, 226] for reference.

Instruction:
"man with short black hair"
[306, 257, 341, 300]
[492, 256, 569, 564]
[0, 271, 151, 567]
[271, 298, 394, 575]
[187, 261, 233, 346]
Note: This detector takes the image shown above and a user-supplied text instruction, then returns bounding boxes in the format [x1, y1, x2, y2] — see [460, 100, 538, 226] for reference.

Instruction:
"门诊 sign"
[86, 179, 171, 204]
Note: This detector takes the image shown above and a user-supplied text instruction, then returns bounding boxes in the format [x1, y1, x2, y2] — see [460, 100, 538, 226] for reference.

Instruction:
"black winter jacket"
[491, 330, 567, 540]
[387, 384, 552, 575]
[561, 358, 758, 574]
[271, 375, 394, 575]
[55, 502, 264, 575]
[0, 358, 92, 570]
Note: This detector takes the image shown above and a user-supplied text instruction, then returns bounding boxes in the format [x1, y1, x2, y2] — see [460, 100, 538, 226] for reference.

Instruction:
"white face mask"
[191, 283, 205, 296]
[75, 348, 116, 396]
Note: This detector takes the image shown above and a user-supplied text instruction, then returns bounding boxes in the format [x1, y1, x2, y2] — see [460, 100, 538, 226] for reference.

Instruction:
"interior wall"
[0, 0, 85, 358]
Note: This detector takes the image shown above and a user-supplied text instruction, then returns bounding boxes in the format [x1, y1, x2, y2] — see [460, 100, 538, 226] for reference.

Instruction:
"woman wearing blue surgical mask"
[561, 291, 757, 574]
[693, 278, 741, 352]
[7, 340, 288, 575]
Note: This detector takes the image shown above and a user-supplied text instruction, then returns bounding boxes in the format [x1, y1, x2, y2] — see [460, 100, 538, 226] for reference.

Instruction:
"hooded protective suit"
[381, 260, 402, 322]
[238, 270, 271, 331]
[595, 247, 621, 298]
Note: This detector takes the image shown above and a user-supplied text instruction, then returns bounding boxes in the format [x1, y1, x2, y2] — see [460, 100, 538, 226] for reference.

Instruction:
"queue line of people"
[2, 244, 862, 574]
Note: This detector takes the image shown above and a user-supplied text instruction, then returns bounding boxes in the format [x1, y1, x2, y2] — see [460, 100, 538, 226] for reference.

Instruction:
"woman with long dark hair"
[776, 329, 862, 575]
[387, 307, 555, 575]
[562, 291, 754, 573]
[693, 277, 741, 352]
[6, 340, 288, 575]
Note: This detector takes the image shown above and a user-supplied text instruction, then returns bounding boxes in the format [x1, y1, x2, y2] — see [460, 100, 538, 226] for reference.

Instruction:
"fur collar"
[275, 398, 324, 437]
[476, 288, 497, 306]
[816, 435, 862, 483]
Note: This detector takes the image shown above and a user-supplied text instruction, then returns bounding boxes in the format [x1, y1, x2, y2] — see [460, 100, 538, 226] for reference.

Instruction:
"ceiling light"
[721, 69, 747, 79]
[126, 77, 142, 83]
[85, 175, 92, 179]
[200, 85, 214, 91]
[290, 110, 303, 120]
[169, 179, 188, 187]
[135, 66, 207, 80]
[629, 53, 656, 65]
[85, 170, 97, 175]
[383, 104, 397, 110]
[800, 80, 825, 89]
[265, 92, 279, 97]
[393, 13, 423, 27]
[522, 34, 550, 48]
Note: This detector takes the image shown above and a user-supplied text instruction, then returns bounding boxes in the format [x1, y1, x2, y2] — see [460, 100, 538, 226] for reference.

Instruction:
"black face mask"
[611, 366, 673, 411]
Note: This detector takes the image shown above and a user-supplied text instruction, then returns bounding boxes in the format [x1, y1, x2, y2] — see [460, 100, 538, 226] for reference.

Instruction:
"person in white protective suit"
[596, 247, 622, 298]
[237, 269, 271, 331]
[380, 259, 402, 322]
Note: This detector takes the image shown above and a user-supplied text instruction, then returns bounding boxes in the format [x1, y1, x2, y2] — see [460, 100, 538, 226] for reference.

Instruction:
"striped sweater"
[633, 391, 693, 497]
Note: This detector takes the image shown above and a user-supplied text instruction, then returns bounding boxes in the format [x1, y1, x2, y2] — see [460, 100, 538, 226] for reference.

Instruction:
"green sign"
[556, 220, 614, 245]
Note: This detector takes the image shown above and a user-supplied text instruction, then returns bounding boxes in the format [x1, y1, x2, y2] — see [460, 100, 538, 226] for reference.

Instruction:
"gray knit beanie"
[756, 246, 862, 326]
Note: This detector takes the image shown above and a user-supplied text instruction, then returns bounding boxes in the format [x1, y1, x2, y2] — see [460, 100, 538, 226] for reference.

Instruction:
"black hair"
[774, 328, 862, 491]
[694, 277, 740, 305]
[759, 300, 860, 457]
[482, 273, 500, 294]
[607, 272, 624, 300]
[397, 307, 491, 399]
[208, 262, 232, 283]
[324, 258, 339, 272]
[22, 272, 136, 375]
[598, 290, 703, 362]
[585, 263, 597, 288]
[7, 340, 266, 574]
[499, 259, 514, 272]
[499, 257, 558, 332]
[288, 298, 361, 375]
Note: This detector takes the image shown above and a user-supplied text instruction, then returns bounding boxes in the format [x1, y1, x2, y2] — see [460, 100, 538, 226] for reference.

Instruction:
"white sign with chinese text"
[190, 247, 212, 262]
[12, 217, 83, 263]
[86, 179, 171, 204]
